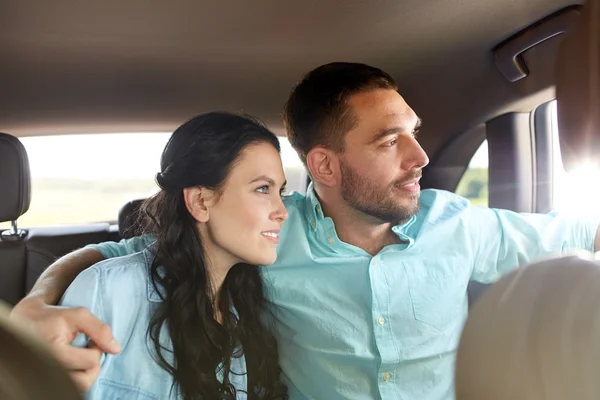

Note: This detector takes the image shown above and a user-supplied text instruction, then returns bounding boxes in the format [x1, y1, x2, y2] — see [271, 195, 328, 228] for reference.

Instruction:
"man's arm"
[10, 235, 153, 390]
[15, 235, 154, 309]
[22, 248, 105, 307]
[470, 207, 600, 283]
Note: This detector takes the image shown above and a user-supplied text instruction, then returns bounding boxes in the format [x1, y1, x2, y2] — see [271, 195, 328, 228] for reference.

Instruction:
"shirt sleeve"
[471, 206, 600, 283]
[84, 235, 156, 259]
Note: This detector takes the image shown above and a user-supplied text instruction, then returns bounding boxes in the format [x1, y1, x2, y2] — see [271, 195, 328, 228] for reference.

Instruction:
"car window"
[456, 100, 600, 214]
[549, 100, 600, 215]
[1, 133, 305, 229]
[455, 140, 489, 207]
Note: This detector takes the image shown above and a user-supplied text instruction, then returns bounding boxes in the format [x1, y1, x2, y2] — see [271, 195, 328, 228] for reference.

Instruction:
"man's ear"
[183, 187, 211, 223]
[306, 146, 339, 187]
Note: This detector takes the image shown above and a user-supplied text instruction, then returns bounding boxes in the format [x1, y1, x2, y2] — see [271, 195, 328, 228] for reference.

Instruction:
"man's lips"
[395, 176, 421, 192]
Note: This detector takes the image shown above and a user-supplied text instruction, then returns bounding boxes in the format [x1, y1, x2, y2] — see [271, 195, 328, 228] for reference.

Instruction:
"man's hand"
[10, 296, 121, 391]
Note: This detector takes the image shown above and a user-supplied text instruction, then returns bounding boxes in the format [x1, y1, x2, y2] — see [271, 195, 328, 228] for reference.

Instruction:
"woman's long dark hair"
[140, 112, 288, 399]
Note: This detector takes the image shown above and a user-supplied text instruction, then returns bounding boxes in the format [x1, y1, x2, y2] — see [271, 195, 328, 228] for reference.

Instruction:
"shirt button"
[311, 220, 316, 229]
[383, 372, 391, 382]
[372, 260, 377, 267]
[378, 317, 385, 326]
[327, 237, 335, 244]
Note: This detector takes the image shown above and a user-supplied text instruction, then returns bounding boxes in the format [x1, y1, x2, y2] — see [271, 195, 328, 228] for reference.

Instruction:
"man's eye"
[384, 139, 398, 147]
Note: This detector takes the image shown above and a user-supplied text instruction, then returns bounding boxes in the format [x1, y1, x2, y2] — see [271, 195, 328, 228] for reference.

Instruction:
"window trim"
[532, 100, 555, 213]
[486, 112, 535, 212]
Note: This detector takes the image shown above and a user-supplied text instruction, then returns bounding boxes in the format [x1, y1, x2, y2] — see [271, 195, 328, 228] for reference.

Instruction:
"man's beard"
[340, 160, 421, 224]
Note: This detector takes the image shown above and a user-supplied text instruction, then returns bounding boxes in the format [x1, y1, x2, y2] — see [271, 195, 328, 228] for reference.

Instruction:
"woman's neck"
[198, 225, 239, 323]
[204, 252, 237, 324]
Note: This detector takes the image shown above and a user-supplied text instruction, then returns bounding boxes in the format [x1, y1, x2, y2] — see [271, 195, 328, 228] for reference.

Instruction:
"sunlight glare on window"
[551, 101, 600, 216]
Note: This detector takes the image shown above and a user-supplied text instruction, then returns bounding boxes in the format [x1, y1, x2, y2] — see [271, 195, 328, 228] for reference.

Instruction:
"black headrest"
[0, 133, 31, 223]
[117, 199, 144, 239]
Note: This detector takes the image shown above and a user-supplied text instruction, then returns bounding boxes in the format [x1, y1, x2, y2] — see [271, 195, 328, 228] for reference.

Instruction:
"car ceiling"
[0, 0, 581, 158]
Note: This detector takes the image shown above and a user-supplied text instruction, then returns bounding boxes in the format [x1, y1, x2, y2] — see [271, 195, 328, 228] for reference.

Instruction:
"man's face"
[337, 89, 429, 224]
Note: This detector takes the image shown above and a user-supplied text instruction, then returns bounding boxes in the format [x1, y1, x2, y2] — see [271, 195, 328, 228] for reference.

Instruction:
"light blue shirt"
[60, 248, 248, 400]
[85, 186, 599, 400]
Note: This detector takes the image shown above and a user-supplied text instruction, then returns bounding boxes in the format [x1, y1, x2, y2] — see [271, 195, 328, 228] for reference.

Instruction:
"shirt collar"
[392, 215, 417, 248]
[305, 183, 324, 231]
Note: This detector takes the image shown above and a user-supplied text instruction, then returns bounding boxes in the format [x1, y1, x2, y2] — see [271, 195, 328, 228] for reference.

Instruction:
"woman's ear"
[183, 187, 210, 223]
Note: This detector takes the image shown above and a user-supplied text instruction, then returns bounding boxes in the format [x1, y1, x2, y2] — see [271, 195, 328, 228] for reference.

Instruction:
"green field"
[456, 167, 488, 207]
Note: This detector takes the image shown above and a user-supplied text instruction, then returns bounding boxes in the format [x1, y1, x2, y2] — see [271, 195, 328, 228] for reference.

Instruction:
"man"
[12, 62, 600, 400]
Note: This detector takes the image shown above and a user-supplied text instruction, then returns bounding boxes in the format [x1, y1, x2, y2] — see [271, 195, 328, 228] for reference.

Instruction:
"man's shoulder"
[419, 189, 471, 213]
[420, 188, 470, 205]
[415, 189, 489, 227]
[282, 190, 307, 210]
[281, 191, 311, 225]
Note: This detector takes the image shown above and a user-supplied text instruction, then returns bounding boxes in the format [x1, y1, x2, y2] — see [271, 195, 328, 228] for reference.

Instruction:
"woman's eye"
[256, 185, 269, 194]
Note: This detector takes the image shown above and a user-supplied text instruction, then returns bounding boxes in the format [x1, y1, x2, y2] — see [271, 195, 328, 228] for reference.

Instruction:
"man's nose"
[401, 137, 429, 170]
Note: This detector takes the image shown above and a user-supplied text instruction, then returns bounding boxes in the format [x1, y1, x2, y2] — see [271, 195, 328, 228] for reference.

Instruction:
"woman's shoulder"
[87, 248, 157, 301]
[91, 248, 153, 277]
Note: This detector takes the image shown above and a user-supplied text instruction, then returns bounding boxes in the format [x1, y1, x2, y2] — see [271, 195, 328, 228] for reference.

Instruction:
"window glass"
[455, 140, 489, 207]
[456, 101, 600, 215]
[1, 133, 305, 228]
[550, 100, 600, 216]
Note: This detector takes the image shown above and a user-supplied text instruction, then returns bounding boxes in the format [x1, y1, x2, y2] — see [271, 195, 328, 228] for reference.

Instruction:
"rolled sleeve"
[471, 207, 600, 283]
[84, 235, 156, 259]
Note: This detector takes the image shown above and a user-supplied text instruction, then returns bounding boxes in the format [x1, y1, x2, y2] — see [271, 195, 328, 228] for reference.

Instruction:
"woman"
[60, 112, 289, 399]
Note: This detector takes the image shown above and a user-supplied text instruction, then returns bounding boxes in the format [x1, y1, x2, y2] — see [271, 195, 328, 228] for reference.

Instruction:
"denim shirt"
[88, 187, 600, 400]
[60, 248, 248, 400]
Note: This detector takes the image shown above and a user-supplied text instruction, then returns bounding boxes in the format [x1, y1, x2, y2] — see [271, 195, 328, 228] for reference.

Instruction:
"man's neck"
[316, 191, 402, 256]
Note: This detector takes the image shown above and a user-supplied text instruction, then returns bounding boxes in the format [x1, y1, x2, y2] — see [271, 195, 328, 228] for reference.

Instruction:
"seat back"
[456, 254, 600, 400]
[0, 133, 32, 305]
[0, 133, 127, 305]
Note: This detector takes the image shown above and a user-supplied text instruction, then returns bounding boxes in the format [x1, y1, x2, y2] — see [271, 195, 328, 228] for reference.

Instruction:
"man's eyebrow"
[369, 117, 422, 144]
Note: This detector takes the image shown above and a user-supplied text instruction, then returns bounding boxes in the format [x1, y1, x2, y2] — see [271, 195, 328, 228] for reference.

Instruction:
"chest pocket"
[404, 258, 469, 331]
[96, 379, 159, 400]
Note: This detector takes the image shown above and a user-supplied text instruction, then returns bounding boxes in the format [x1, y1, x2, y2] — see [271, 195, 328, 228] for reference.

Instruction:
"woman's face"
[201, 141, 288, 267]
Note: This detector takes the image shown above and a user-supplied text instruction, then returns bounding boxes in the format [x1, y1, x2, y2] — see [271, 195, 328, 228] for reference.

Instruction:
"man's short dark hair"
[283, 62, 398, 166]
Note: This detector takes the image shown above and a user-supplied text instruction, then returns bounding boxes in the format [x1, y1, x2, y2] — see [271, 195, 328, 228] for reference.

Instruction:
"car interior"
[1, 0, 599, 395]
